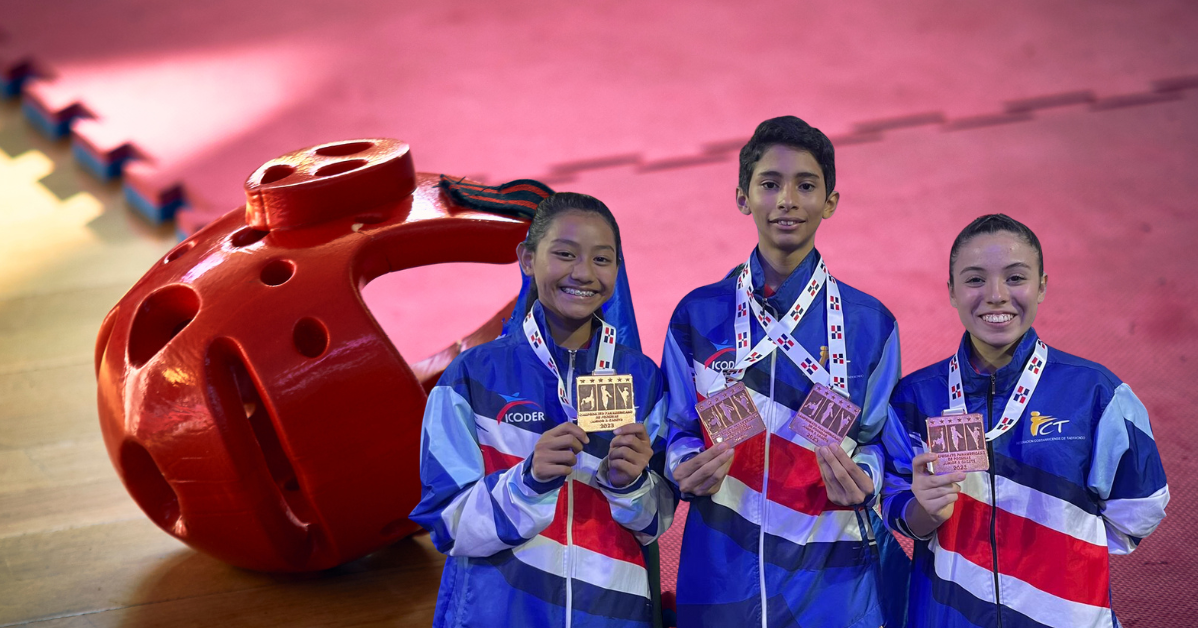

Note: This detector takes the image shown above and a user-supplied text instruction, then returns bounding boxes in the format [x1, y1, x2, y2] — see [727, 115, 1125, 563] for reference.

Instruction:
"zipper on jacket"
[758, 300, 779, 628]
[986, 374, 1002, 627]
[565, 349, 577, 628]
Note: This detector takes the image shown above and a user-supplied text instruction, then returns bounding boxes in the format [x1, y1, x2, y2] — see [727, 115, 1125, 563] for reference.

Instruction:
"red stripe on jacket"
[540, 481, 646, 567]
[939, 492, 1110, 608]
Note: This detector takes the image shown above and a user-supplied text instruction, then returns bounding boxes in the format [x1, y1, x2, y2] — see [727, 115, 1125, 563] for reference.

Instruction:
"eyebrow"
[549, 238, 616, 252]
[958, 261, 1034, 274]
[755, 170, 820, 179]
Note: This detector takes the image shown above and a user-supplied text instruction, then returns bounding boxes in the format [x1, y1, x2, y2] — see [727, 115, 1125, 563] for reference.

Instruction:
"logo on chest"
[1028, 411, 1069, 437]
[497, 395, 545, 424]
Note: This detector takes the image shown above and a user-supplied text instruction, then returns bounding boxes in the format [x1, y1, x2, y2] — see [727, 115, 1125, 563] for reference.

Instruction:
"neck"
[757, 244, 813, 293]
[542, 307, 594, 350]
[967, 335, 1017, 374]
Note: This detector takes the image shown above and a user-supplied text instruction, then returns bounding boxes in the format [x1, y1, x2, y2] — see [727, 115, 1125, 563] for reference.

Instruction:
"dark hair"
[949, 214, 1044, 284]
[522, 192, 622, 314]
[738, 116, 836, 198]
[524, 192, 622, 261]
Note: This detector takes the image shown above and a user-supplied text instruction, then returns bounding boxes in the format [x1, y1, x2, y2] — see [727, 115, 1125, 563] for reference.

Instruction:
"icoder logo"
[704, 346, 737, 373]
[497, 394, 545, 424]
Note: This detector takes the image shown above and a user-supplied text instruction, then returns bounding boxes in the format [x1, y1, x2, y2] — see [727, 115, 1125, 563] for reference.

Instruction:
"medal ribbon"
[523, 310, 618, 420]
[723, 254, 850, 398]
[946, 339, 1048, 441]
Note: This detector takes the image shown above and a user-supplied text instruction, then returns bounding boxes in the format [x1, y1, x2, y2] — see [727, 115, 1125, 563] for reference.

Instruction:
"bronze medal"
[926, 412, 989, 473]
[789, 382, 862, 447]
[695, 382, 767, 447]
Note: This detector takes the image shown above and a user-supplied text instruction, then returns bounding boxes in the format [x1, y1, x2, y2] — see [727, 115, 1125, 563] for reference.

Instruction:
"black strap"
[438, 175, 554, 220]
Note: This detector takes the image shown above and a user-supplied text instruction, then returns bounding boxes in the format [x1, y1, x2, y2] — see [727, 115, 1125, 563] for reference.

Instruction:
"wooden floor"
[0, 100, 445, 627]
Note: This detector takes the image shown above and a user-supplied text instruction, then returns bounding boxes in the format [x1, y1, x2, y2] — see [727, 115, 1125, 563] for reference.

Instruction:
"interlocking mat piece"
[0, 1, 1195, 227]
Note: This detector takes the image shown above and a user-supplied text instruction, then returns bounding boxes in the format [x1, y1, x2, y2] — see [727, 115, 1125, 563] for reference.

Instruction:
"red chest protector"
[95, 139, 529, 571]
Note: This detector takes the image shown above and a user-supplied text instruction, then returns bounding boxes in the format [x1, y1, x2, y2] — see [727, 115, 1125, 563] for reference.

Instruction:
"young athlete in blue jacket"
[410, 193, 675, 627]
[881, 214, 1169, 627]
[662, 116, 908, 627]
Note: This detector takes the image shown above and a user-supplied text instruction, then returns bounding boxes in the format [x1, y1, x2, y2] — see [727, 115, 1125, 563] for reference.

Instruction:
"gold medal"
[926, 412, 989, 473]
[575, 374, 636, 432]
[695, 382, 766, 447]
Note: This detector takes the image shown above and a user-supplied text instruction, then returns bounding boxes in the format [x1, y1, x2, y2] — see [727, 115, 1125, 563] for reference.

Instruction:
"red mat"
[1, 2, 1193, 625]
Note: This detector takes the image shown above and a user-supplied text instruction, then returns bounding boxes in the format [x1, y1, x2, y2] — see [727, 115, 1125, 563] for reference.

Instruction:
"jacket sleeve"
[661, 307, 707, 492]
[596, 375, 678, 545]
[1087, 383, 1169, 554]
[879, 396, 929, 540]
[409, 362, 562, 558]
[851, 322, 902, 506]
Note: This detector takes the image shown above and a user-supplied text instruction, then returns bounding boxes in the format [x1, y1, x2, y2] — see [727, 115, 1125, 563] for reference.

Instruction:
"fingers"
[538, 449, 579, 468]
[911, 452, 938, 472]
[609, 434, 651, 452]
[817, 446, 869, 505]
[673, 442, 729, 480]
[532, 447, 579, 481]
[540, 433, 586, 454]
[612, 423, 649, 442]
[546, 422, 590, 446]
[822, 446, 875, 493]
[678, 447, 735, 495]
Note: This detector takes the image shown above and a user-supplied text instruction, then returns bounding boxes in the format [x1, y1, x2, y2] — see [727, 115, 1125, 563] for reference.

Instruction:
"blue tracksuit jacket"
[411, 301, 676, 628]
[663, 248, 909, 628]
[881, 329, 1169, 627]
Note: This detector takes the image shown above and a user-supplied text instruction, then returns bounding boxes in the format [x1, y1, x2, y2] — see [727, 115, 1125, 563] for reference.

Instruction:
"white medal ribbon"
[523, 310, 618, 420]
[719, 253, 850, 398]
[947, 339, 1048, 441]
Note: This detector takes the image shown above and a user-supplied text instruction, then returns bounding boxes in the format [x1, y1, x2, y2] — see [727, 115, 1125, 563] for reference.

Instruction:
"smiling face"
[949, 231, 1047, 370]
[736, 145, 839, 264]
[518, 210, 618, 347]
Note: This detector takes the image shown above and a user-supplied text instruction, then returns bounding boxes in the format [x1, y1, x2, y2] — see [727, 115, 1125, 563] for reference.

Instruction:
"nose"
[570, 258, 596, 283]
[986, 278, 1008, 304]
[778, 185, 799, 211]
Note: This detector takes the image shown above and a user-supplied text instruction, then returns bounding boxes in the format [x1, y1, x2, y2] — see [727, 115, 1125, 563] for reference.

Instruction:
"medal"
[523, 310, 622, 425]
[575, 373, 636, 432]
[789, 382, 862, 446]
[926, 412, 989, 473]
[695, 382, 766, 447]
[707, 253, 862, 446]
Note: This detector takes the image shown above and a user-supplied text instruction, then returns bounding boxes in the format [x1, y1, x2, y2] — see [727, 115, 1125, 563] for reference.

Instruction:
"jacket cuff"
[522, 456, 566, 494]
[595, 458, 650, 494]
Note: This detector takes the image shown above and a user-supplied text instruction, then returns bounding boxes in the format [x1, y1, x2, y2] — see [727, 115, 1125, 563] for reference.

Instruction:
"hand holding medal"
[605, 423, 653, 487]
[531, 423, 590, 482]
[672, 442, 735, 497]
[815, 445, 875, 506]
[908, 452, 966, 533]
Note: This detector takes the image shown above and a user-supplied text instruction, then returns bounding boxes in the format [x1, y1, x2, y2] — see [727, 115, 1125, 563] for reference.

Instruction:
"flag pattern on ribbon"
[945, 339, 1049, 442]
[523, 310, 618, 420]
[1027, 354, 1043, 375]
[715, 255, 852, 398]
[800, 357, 820, 377]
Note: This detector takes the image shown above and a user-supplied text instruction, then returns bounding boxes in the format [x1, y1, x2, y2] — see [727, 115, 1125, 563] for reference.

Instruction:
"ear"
[1037, 273, 1047, 304]
[948, 279, 958, 309]
[735, 187, 751, 216]
[517, 242, 535, 277]
[822, 190, 840, 219]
